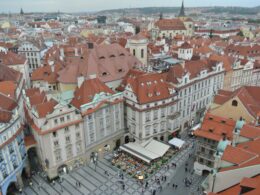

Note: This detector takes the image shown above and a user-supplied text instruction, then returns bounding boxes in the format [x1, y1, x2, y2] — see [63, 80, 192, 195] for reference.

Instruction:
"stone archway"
[160, 136, 164, 141]
[27, 147, 40, 173]
[202, 169, 210, 176]
[125, 136, 130, 144]
[6, 182, 18, 195]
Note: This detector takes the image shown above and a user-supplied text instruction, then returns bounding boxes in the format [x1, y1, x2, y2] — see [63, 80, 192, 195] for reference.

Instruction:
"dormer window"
[119, 53, 125, 56]
[209, 117, 213, 120]
[232, 100, 238, 107]
[221, 120, 226, 124]
[148, 93, 152, 97]
[102, 72, 107, 76]
[99, 56, 105, 59]
[209, 129, 213, 133]
[110, 54, 115, 58]
[118, 69, 123, 73]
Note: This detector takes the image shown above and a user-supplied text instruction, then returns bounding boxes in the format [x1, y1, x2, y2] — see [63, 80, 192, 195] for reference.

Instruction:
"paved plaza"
[20, 136, 205, 195]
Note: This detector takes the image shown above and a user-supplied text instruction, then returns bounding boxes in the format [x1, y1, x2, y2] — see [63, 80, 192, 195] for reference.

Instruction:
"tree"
[237, 31, 244, 37]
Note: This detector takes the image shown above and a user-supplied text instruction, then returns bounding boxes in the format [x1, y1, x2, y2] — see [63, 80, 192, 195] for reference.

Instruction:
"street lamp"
[91, 152, 99, 171]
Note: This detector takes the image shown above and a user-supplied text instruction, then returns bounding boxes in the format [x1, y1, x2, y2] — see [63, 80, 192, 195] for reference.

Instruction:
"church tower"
[178, 0, 185, 17]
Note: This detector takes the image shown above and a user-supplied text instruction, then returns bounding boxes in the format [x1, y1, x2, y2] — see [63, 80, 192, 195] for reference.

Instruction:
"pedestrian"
[185, 167, 188, 172]
[145, 181, 148, 188]
[172, 183, 175, 188]
[175, 184, 178, 189]
[79, 182, 81, 187]
[122, 184, 125, 190]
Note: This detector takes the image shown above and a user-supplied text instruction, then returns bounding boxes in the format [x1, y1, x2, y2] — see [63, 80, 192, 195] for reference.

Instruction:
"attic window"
[221, 120, 226, 124]
[209, 128, 213, 132]
[110, 54, 115, 58]
[0, 59, 2, 63]
[80, 56, 84, 59]
[118, 69, 123, 73]
[209, 117, 213, 120]
[222, 133, 226, 136]
[119, 53, 125, 56]
[102, 72, 107, 76]
[99, 56, 105, 59]
[232, 100, 238, 107]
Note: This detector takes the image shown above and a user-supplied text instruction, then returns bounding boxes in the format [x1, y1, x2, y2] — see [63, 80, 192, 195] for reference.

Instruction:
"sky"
[0, 0, 259, 13]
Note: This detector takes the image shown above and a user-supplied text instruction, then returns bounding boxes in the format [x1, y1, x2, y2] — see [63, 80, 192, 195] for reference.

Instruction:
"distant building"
[97, 16, 107, 24]
[18, 39, 47, 75]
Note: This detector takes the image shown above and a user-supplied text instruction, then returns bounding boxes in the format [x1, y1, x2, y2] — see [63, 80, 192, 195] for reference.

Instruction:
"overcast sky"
[1, 0, 259, 13]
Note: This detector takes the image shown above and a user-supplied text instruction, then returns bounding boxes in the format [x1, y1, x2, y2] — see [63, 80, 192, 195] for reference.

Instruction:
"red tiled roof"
[0, 51, 26, 66]
[194, 113, 236, 141]
[221, 145, 257, 165]
[124, 72, 175, 104]
[71, 78, 115, 109]
[0, 65, 21, 83]
[155, 19, 186, 31]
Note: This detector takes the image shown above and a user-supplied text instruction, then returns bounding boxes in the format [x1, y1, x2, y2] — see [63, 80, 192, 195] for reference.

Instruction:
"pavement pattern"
[20, 135, 205, 195]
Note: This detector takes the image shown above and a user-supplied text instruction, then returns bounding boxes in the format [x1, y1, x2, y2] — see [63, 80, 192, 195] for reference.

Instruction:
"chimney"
[181, 61, 185, 69]
[74, 48, 78, 56]
[77, 76, 85, 88]
[60, 48, 64, 58]
[89, 74, 96, 79]
[51, 65, 54, 73]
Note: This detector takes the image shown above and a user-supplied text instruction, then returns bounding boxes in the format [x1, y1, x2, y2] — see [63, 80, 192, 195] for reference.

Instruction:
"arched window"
[232, 100, 238, 107]
[141, 49, 144, 58]
[133, 49, 136, 56]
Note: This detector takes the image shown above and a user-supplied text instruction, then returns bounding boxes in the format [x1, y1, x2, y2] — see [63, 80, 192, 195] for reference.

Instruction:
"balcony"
[196, 151, 215, 161]
[168, 112, 181, 120]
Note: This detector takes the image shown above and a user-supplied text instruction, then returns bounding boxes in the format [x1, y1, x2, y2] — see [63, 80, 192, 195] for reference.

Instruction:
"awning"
[168, 138, 185, 149]
[191, 123, 201, 131]
[120, 140, 170, 163]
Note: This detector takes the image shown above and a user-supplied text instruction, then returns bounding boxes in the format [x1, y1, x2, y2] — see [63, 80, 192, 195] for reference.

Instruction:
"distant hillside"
[99, 6, 260, 15]
[202, 6, 260, 15]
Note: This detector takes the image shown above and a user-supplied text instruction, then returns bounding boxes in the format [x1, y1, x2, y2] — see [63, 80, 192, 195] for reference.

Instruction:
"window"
[67, 115, 70, 120]
[232, 100, 238, 107]
[141, 49, 144, 58]
[54, 150, 62, 162]
[0, 151, 3, 162]
[145, 111, 151, 122]
[75, 124, 79, 129]
[8, 144, 14, 154]
[64, 127, 69, 133]
[52, 132, 57, 137]
[76, 132, 80, 138]
[54, 119, 58, 124]
[1, 165, 7, 179]
[66, 146, 73, 159]
[60, 117, 64, 122]
[54, 140, 59, 147]
[65, 136, 71, 143]
[153, 110, 158, 120]
[133, 49, 136, 56]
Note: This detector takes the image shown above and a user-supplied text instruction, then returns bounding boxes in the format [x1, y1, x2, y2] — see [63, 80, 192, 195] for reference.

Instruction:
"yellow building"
[210, 86, 260, 124]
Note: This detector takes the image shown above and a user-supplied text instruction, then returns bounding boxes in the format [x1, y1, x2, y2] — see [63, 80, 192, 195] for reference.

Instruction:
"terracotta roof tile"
[221, 145, 257, 165]
[155, 19, 186, 31]
[71, 78, 115, 109]
[194, 113, 235, 141]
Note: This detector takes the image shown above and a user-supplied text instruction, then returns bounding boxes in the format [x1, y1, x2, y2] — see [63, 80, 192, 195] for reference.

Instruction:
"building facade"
[0, 67, 27, 195]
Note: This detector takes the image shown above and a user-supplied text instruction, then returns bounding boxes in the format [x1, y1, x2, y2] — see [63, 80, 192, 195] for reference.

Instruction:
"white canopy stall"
[168, 138, 185, 149]
[120, 139, 170, 164]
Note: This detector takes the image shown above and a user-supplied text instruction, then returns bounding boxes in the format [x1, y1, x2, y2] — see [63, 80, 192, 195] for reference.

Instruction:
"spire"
[159, 12, 163, 20]
[20, 8, 24, 15]
[178, 0, 185, 17]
